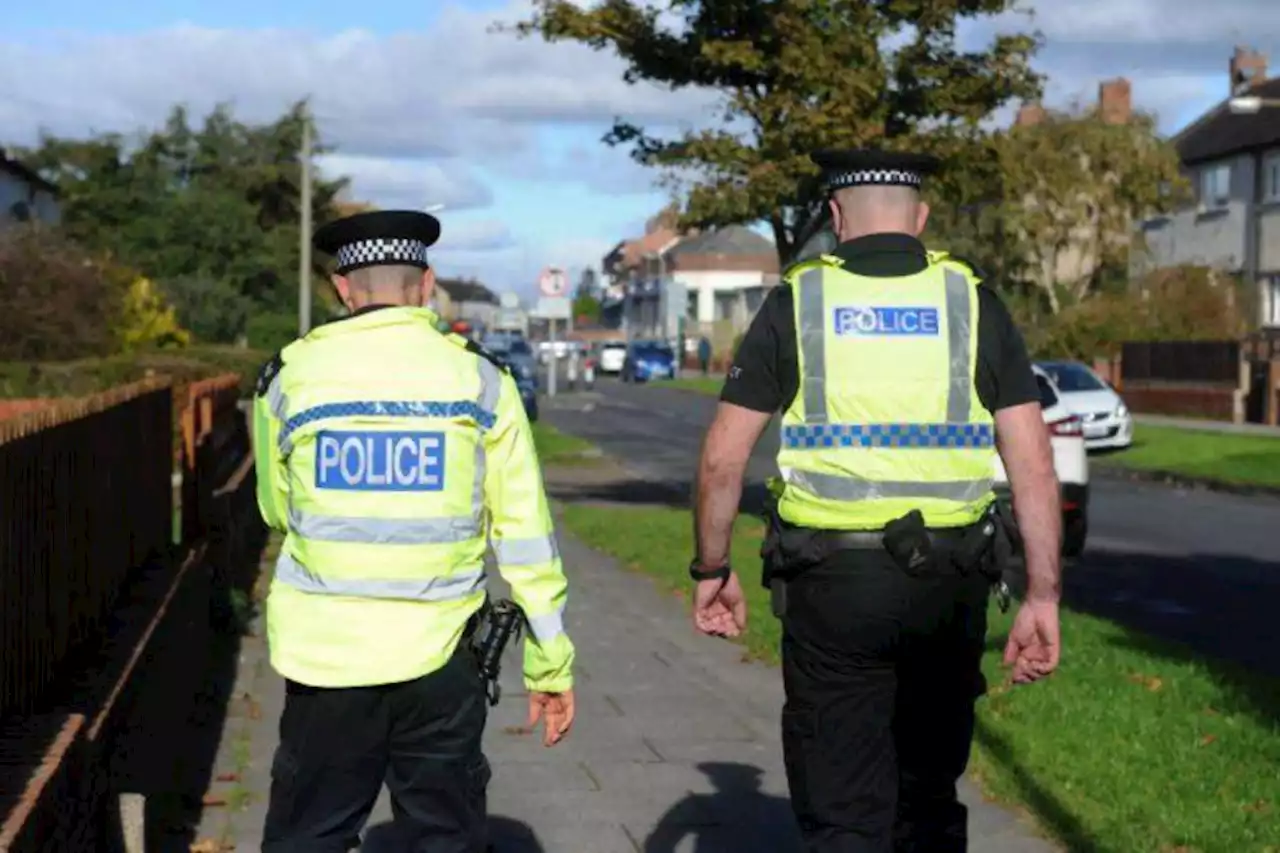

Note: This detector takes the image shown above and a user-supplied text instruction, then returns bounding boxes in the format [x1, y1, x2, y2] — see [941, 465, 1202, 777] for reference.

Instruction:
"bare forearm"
[695, 463, 744, 567]
[1011, 468, 1061, 602]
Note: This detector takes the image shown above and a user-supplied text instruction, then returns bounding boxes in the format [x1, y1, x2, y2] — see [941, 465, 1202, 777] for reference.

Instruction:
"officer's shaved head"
[334, 264, 435, 310]
[830, 185, 930, 242]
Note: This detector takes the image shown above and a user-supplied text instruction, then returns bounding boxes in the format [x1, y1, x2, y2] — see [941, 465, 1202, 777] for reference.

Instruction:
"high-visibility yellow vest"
[773, 253, 996, 531]
[252, 305, 574, 691]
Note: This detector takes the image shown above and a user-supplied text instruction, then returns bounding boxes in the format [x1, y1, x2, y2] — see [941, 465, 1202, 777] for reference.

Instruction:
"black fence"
[1121, 340, 1240, 384]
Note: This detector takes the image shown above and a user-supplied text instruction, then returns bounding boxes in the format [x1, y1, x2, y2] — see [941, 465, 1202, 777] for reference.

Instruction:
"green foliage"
[930, 104, 1190, 312]
[245, 310, 302, 354]
[572, 292, 602, 323]
[0, 344, 270, 400]
[506, 0, 1044, 262]
[1017, 266, 1252, 361]
[0, 224, 124, 360]
[12, 101, 350, 343]
[117, 276, 191, 351]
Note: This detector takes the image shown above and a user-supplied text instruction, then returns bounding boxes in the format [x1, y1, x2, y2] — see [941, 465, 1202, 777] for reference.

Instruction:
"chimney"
[1014, 103, 1046, 127]
[1098, 77, 1132, 124]
[1230, 46, 1268, 94]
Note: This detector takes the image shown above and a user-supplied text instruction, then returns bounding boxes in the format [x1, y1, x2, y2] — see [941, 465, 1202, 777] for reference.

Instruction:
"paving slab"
[186, 531, 1059, 852]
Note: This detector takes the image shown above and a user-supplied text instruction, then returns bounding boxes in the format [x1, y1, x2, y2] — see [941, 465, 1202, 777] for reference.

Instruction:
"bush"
[246, 310, 300, 353]
[118, 276, 191, 351]
[0, 224, 124, 360]
[1017, 265, 1252, 361]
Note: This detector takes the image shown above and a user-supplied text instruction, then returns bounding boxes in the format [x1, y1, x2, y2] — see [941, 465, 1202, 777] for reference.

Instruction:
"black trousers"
[261, 645, 490, 853]
[779, 548, 990, 853]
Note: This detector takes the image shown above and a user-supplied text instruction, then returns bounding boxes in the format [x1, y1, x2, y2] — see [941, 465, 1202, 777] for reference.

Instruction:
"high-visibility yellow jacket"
[773, 252, 996, 531]
[253, 305, 574, 692]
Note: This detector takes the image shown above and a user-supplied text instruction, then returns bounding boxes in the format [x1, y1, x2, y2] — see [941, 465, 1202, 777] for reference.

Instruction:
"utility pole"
[298, 107, 313, 337]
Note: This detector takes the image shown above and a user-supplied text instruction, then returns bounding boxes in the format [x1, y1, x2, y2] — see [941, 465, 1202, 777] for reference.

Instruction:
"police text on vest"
[315, 430, 446, 491]
[832, 306, 940, 336]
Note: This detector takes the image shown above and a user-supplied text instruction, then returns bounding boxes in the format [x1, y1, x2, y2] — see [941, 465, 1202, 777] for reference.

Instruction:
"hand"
[693, 572, 747, 638]
[1002, 598, 1060, 684]
[527, 689, 575, 747]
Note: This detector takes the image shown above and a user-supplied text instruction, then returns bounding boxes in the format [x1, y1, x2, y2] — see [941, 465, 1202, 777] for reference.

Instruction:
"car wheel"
[1063, 511, 1087, 558]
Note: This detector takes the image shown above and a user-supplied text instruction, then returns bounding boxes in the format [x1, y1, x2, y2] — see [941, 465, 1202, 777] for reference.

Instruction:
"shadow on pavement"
[120, 446, 272, 852]
[642, 762, 802, 853]
[361, 816, 544, 851]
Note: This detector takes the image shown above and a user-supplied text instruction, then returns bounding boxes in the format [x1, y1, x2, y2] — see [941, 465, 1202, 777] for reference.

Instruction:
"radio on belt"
[315, 429, 447, 491]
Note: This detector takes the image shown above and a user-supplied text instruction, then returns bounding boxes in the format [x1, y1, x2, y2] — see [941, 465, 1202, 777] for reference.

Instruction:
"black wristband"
[689, 558, 731, 582]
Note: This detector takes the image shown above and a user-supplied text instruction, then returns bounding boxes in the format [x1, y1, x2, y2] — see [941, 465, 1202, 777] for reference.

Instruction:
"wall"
[1122, 381, 1238, 420]
[674, 270, 776, 324]
[1135, 199, 1248, 273]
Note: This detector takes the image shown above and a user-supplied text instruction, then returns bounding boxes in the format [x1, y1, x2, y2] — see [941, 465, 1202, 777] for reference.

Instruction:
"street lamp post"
[298, 110, 313, 337]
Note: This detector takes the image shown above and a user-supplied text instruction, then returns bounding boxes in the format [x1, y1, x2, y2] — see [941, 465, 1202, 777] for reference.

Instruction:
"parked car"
[1035, 360, 1133, 451]
[993, 365, 1089, 557]
[481, 335, 539, 421]
[597, 340, 628, 375]
[621, 341, 678, 383]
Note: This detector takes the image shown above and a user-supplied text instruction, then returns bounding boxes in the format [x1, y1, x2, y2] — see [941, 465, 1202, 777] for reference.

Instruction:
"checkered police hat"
[810, 149, 941, 194]
[313, 209, 442, 275]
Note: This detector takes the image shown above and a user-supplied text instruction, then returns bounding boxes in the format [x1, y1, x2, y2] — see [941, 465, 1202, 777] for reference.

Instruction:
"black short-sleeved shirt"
[721, 232, 1039, 415]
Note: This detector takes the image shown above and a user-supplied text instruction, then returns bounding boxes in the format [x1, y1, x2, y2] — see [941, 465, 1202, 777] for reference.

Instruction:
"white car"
[597, 341, 628, 375]
[993, 365, 1090, 557]
[1035, 360, 1133, 451]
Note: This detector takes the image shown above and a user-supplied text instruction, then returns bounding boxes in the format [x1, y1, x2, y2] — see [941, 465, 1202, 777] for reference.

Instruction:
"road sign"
[531, 296, 572, 320]
[538, 267, 568, 297]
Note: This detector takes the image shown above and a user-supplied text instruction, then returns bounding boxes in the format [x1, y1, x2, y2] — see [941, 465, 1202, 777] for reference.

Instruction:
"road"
[542, 377, 1280, 678]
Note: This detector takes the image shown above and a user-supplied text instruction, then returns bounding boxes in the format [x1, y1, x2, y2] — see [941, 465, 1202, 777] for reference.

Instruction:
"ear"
[915, 201, 930, 236]
[420, 267, 436, 303]
[827, 198, 841, 236]
[332, 274, 352, 307]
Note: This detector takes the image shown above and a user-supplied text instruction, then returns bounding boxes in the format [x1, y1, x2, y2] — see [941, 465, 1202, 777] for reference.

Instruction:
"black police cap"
[810, 149, 940, 194]
[313, 209, 442, 275]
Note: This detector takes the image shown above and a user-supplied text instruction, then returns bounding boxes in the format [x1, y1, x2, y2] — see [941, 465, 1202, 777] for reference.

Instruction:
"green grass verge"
[532, 422, 603, 468]
[663, 376, 723, 396]
[558, 502, 1280, 853]
[1098, 423, 1280, 489]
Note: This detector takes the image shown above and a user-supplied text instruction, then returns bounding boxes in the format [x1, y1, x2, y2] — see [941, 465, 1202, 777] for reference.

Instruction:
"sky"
[2, 0, 1278, 304]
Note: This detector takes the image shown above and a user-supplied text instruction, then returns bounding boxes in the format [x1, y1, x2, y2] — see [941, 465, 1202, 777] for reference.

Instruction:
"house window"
[1263, 277, 1280, 327]
[1199, 162, 1231, 207]
[1263, 152, 1280, 203]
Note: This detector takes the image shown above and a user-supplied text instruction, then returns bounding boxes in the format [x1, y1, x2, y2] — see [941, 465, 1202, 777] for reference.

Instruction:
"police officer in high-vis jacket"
[689, 150, 1062, 851]
[253, 210, 575, 853]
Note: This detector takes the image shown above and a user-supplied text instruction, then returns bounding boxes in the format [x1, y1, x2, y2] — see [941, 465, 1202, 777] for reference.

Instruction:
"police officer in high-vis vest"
[253, 210, 576, 853]
[689, 150, 1062, 851]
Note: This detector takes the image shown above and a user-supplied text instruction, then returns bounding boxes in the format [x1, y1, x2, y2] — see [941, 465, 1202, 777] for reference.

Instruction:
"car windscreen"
[602, 344, 627, 352]
[1040, 362, 1105, 392]
[1035, 374, 1059, 409]
[507, 341, 531, 355]
[636, 346, 673, 358]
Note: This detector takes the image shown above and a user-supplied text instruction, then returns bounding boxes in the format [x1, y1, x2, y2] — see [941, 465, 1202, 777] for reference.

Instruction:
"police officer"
[689, 150, 1062, 851]
[252, 210, 576, 852]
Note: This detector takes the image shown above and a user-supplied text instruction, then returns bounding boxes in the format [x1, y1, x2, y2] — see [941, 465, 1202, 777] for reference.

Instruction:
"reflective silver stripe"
[526, 604, 566, 644]
[274, 551, 486, 601]
[492, 534, 559, 566]
[943, 268, 972, 424]
[267, 373, 295, 455]
[474, 357, 499, 524]
[795, 265, 977, 425]
[785, 468, 992, 503]
[797, 268, 828, 424]
[288, 507, 481, 544]
[476, 357, 502, 415]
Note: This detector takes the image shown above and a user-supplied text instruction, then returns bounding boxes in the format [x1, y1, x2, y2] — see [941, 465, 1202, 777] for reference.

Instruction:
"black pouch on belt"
[881, 510, 934, 576]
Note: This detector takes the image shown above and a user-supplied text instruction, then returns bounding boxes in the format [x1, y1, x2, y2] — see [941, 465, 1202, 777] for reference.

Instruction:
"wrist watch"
[688, 557, 731, 582]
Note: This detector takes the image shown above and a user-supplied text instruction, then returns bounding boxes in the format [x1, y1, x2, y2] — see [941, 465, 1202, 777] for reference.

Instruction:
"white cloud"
[317, 154, 493, 211]
[435, 218, 517, 252]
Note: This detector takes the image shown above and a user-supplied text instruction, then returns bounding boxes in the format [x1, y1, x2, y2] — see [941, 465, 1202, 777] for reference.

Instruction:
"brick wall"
[1122, 381, 1237, 421]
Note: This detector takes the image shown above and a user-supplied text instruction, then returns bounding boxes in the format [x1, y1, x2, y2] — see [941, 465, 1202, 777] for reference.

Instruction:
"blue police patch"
[832, 306, 940, 336]
[315, 430, 446, 492]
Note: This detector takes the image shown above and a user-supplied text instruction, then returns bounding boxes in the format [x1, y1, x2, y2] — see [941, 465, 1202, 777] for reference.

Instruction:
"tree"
[505, 1, 1043, 264]
[991, 103, 1191, 313]
[13, 101, 350, 341]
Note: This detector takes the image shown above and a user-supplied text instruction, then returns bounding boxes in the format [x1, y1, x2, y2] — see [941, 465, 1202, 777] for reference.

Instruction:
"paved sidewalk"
[189, 533, 1058, 852]
[1134, 413, 1280, 437]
